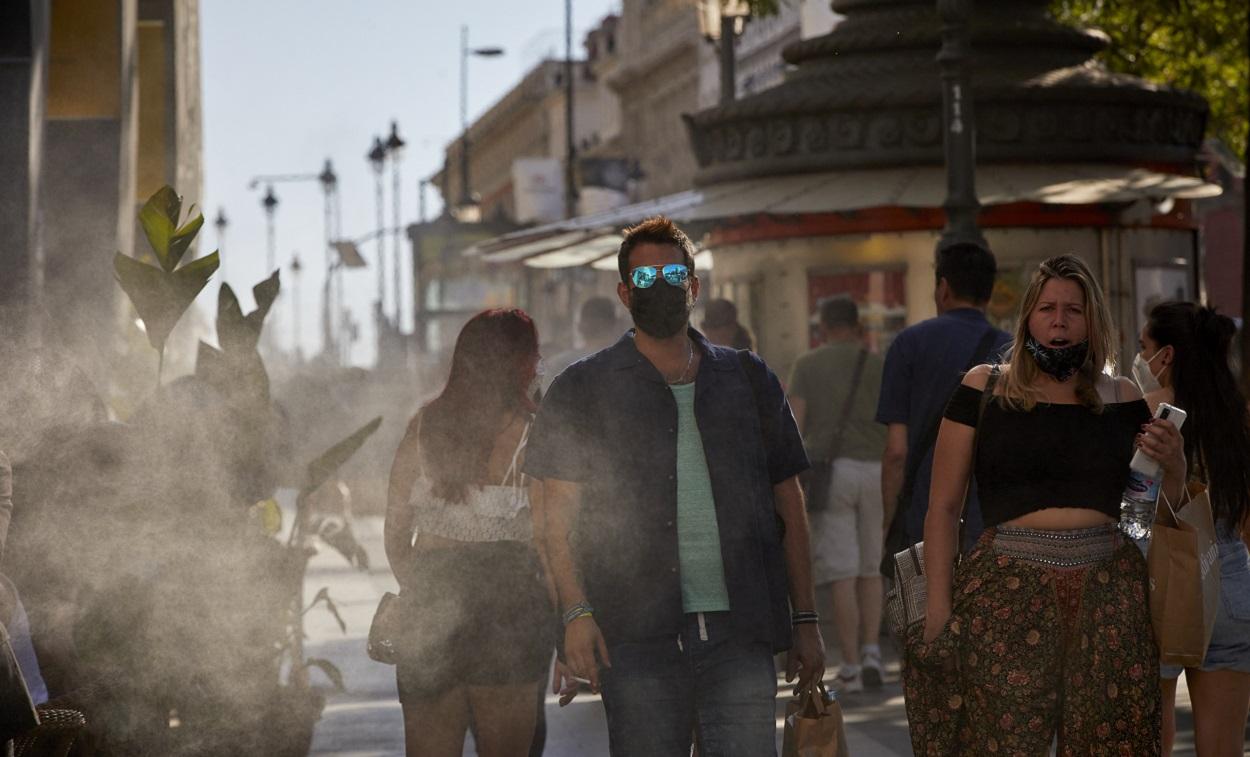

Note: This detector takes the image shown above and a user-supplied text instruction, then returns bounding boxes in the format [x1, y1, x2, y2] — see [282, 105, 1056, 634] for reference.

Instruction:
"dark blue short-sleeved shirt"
[524, 328, 809, 652]
[875, 308, 1011, 543]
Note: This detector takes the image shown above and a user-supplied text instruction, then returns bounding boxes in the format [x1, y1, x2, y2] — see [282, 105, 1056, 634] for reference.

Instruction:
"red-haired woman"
[385, 309, 560, 756]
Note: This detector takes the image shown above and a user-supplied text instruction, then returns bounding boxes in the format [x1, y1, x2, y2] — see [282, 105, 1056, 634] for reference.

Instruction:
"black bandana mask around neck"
[629, 283, 693, 339]
[1024, 336, 1089, 382]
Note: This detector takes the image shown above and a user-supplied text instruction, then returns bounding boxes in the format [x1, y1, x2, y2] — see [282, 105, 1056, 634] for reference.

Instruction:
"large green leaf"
[217, 272, 281, 355]
[168, 211, 205, 271]
[216, 284, 249, 354]
[301, 417, 382, 498]
[114, 250, 219, 353]
[138, 186, 182, 272]
[251, 270, 281, 323]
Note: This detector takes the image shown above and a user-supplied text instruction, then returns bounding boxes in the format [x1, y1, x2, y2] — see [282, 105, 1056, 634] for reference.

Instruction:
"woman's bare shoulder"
[1098, 374, 1143, 403]
[962, 363, 1009, 390]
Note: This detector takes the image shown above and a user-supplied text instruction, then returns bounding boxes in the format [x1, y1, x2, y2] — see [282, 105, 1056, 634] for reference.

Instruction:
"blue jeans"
[600, 611, 777, 757]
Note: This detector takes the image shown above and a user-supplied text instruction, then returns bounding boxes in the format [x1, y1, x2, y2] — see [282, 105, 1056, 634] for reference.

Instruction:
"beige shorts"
[809, 458, 883, 583]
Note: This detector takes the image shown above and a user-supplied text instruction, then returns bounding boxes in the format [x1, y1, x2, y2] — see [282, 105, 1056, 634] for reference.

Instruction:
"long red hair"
[418, 309, 539, 503]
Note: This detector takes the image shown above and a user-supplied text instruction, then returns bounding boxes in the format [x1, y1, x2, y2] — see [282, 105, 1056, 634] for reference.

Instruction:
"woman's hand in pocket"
[922, 605, 951, 644]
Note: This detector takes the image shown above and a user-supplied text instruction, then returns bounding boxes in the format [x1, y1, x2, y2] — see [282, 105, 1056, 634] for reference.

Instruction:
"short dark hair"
[819, 296, 859, 329]
[578, 296, 617, 339]
[702, 299, 739, 329]
[580, 296, 616, 325]
[617, 216, 697, 284]
[935, 242, 997, 304]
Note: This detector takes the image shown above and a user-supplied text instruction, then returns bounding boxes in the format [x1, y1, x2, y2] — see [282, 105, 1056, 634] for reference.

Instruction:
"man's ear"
[935, 277, 950, 307]
[617, 281, 631, 310]
[690, 275, 701, 302]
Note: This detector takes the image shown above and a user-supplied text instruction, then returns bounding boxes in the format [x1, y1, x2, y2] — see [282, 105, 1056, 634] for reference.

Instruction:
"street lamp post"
[936, 0, 986, 251]
[261, 187, 279, 273]
[564, 0, 577, 219]
[318, 159, 339, 358]
[213, 208, 228, 279]
[386, 121, 406, 327]
[697, 1, 750, 105]
[290, 253, 303, 361]
[458, 26, 504, 216]
[367, 136, 387, 321]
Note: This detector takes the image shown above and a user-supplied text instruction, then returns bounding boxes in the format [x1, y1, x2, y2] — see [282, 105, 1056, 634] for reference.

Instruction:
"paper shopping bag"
[1148, 482, 1221, 667]
[781, 681, 849, 757]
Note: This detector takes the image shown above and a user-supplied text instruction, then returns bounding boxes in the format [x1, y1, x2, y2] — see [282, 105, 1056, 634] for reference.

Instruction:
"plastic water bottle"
[1119, 403, 1187, 541]
[1120, 467, 1162, 541]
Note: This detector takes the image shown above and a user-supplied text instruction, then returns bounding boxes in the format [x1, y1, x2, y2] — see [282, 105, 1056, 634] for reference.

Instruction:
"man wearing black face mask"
[524, 217, 824, 757]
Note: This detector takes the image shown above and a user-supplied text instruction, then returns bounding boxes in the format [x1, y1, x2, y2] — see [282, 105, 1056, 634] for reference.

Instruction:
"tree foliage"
[1051, 0, 1248, 162]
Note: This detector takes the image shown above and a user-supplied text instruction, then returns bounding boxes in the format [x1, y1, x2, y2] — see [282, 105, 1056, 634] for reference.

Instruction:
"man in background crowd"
[877, 243, 1010, 562]
[701, 299, 753, 351]
[543, 297, 619, 393]
[788, 296, 887, 691]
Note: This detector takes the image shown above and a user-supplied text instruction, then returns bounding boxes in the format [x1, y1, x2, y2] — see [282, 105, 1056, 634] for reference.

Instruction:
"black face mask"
[1024, 336, 1089, 382]
[629, 283, 693, 339]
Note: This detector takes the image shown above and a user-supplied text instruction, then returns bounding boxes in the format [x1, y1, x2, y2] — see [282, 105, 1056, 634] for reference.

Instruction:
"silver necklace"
[667, 340, 694, 384]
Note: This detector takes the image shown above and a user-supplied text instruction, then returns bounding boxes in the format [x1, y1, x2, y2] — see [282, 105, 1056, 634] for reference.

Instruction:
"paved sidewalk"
[304, 517, 1211, 755]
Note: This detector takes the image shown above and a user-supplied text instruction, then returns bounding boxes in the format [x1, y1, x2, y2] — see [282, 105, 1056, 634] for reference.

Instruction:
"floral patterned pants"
[902, 525, 1161, 756]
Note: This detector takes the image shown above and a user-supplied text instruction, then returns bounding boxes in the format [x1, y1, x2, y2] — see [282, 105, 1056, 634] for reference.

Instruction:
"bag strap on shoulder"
[825, 348, 869, 464]
[956, 364, 999, 551]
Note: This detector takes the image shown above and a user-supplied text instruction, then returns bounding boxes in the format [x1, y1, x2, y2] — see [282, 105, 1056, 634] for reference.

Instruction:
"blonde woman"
[902, 254, 1185, 754]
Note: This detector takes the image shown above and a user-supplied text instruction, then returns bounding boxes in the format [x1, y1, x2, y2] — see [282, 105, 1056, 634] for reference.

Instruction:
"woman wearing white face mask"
[1138, 302, 1250, 757]
[1132, 342, 1168, 395]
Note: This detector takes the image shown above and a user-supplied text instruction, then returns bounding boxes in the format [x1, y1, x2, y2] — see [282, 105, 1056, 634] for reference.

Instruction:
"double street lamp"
[367, 121, 407, 352]
[248, 159, 340, 361]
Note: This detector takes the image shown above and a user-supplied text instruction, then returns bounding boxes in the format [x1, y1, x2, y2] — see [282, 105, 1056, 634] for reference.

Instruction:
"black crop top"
[943, 384, 1151, 527]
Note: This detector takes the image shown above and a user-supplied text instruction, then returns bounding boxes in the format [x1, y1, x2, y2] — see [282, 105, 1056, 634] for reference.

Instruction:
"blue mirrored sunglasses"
[631, 264, 689, 289]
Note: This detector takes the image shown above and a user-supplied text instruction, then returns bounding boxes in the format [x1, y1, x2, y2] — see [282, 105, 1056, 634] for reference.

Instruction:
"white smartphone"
[1130, 402, 1187, 474]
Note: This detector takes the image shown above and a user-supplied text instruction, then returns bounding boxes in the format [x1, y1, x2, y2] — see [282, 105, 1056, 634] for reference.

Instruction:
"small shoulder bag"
[884, 366, 999, 639]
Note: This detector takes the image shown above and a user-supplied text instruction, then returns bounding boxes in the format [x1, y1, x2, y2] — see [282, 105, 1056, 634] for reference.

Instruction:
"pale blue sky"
[201, 0, 619, 364]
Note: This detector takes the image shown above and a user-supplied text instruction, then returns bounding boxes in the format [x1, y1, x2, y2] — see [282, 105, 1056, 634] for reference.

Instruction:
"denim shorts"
[1161, 535, 1250, 678]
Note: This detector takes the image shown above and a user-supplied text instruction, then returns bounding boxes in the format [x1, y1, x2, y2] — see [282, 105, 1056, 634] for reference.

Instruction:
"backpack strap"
[889, 325, 1001, 535]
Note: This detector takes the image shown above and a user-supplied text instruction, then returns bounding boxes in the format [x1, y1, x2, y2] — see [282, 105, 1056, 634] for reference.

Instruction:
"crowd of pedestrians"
[378, 215, 1250, 756]
[6, 208, 1245, 755]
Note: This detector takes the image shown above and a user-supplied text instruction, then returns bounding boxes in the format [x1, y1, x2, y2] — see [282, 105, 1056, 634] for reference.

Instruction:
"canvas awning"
[469, 164, 1220, 269]
[685, 164, 1222, 220]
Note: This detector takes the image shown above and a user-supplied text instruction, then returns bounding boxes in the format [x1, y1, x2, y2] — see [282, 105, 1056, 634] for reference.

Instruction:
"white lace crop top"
[408, 415, 533, 542]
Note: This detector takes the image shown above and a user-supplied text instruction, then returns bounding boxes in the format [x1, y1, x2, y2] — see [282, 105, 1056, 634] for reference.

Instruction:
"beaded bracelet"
[562, 601, 595, 626]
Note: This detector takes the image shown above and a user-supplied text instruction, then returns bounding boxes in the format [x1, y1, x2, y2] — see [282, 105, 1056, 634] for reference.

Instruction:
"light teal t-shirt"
[670, 382, 731, 612]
